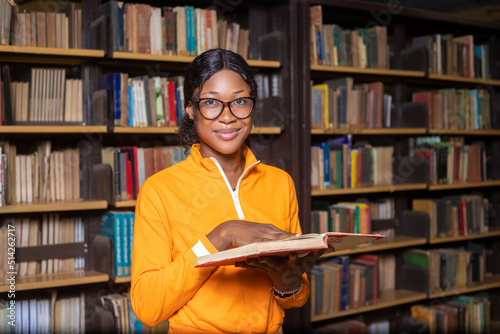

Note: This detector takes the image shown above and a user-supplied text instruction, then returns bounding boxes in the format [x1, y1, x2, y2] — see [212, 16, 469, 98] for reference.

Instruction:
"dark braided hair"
[177, 48, 258, 152]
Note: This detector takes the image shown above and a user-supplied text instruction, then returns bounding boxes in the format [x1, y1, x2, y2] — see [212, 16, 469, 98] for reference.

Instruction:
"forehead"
[200, 70, 250, 94]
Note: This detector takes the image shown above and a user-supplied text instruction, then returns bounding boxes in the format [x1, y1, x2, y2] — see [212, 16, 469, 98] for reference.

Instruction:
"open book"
[195, 232, 385, 267]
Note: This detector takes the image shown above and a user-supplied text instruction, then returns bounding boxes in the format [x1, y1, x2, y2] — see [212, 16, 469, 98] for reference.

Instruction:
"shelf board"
[0, 200, 108, 214]
[322, 236, 427, 258]
[112, 52, 280, 68]
[429, 230, 500, 245]
[115, 276, 132, 284]
[428, 74, 500, 86]
[112, 126, 281, 135]
[0, 270, 109, 292]
[114, 200, 137, 208]
[0, 45, 105, 58]
[428, 180, 500, 191]
[428, 129, 500, 136]
[311, 289, 427, 322]
[311, 128, 427, 135]
[113, 126, 177, 134]
[311, 183, 427, 196]
[310, 65, 425, 77]
[429, 275, 500, 299]
[0, 125, 107, 133]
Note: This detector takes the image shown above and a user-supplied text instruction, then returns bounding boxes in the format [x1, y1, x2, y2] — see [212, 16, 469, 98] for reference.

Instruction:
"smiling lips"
[214, 128, 241, 140]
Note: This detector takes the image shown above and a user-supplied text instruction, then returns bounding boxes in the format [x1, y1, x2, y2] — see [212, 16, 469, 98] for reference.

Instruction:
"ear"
[186, 102, 195, 120]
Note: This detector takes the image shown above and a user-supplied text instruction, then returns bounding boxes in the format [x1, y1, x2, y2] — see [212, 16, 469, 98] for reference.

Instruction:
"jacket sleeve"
[274, 175, 310, 308]
[130, 180, 218, 327]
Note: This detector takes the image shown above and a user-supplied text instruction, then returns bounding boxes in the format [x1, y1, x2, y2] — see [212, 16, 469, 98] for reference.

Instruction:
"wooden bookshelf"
[428, 180, 500, 191]
[0, 45, 105, 58]
[111, 52, 281, 68]
[310, 65, 425, 77]
[113, 127, 177, 134]
[428, 73, 500, 86]
[322, 236, 428, 258]
[311, 128, 427, 135]
[429, 274, 500, 299]
[0, 125, 107, 133]
[311, 183, 428, 196]
[311, 289, 428, 322]
[428, 129, 500, 136]
[429, 230, 500, 245]
[0, 200, 108, 214]
[114, 200, 137, 208]
[115, 276, 132, 284]
[0, 270, 109, 292]
[112, 126, 281, 135]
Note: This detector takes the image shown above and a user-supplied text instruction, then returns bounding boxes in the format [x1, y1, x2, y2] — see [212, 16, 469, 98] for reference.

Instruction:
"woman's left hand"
[234, 250, 327, 292]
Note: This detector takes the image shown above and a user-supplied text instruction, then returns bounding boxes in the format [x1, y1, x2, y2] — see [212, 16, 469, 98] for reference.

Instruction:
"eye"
[200, 99, 220, 108]
[232, 98, 248, 106]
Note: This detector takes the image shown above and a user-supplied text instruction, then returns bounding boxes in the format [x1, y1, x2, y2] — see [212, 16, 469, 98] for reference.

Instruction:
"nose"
[217, 103, 236, 123]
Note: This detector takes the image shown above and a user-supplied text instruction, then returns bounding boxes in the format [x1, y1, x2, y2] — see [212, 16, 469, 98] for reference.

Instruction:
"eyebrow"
[201, 89, 246, 96]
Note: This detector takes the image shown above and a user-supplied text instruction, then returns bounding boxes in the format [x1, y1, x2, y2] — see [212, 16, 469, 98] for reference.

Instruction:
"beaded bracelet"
[271, 283, 305, 300]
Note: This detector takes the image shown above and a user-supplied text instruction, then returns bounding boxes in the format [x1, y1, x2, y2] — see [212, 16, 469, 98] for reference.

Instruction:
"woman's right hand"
[206, 220, 295, 251]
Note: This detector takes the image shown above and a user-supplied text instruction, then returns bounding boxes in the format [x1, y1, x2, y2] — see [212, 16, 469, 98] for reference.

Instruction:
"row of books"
[312, 200, 396, 237]
[100, 73, 185, 128]
[312, 318, 389, 334]
[311, 136, 394, 190]
[403, 244, 486, 294]
[309, 5, 388, 69]
[99, 1, 249, 58]
[99, 292, 169, 333]
[0, 291, 85, 334]
[0, 214, 85, 280]
[369, 198, 395, 220]
[1, 2, 82, 49]
[413, 194, 489, 239]
[101, 145, 186, 202]
[411, 294, 491, 334]
[100, 211, 134, 278]
[310, 254, 395, 316]
[10, 68, 83, 123]
[412, 33, 491, 79]
[409, 136, 487, 185]
[311, 78, 393, 130]
[413, 88, 491, 130]
[0, 141, 80, 206]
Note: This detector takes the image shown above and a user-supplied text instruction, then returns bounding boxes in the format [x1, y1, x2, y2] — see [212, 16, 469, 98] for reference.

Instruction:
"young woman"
[131, 48, 318, 333]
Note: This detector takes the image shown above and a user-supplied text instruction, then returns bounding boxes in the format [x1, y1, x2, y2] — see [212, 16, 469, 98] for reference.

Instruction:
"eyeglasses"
[192, 97, 256, 120]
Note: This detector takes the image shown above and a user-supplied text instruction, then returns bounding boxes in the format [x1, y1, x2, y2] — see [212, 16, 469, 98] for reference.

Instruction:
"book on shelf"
[409, 136, 487, 185]
[311, 138, 394, 191]
[195, 232, 385, 267]
[408, 33, 494, 79]
[102, 73, 185, 128]
[99, 211, 134, 278]
[98, 292, 168, 333]
[8, 2, 82, 49]
[411, 293, 492, 334]
[309, 5, 388, 69]
[0, 214, 85, 277]
[95, 2, 248, 58]
[310, 253, 395, 317]
[412, 88, 491, 130]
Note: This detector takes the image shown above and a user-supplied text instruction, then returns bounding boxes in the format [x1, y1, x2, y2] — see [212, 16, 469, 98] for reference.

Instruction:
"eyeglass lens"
[198, 98, 254, 119]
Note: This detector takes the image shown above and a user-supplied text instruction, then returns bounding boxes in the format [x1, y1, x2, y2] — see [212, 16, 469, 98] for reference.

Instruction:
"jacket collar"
[188, 144, 259, 173]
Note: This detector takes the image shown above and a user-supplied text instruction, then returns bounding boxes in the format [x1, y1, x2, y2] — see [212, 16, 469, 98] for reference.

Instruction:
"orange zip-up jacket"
[131, 144, 310, 333]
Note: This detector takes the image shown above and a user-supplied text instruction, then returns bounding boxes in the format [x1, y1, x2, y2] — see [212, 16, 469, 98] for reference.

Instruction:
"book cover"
[195, 232, 384, 267]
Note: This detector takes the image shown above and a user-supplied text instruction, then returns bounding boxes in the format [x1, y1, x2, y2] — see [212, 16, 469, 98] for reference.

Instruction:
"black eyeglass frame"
[192, 97, 256, 120]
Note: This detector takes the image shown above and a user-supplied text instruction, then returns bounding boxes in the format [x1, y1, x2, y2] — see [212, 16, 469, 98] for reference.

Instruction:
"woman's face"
[186, 69, 253, 159]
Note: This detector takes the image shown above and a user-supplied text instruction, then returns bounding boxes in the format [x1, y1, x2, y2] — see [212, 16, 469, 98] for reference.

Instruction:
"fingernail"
[296, 233, 302, 237]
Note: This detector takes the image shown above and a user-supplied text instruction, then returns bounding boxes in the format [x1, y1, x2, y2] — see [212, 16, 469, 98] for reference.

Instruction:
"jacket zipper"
[210, 158, 260, 220]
